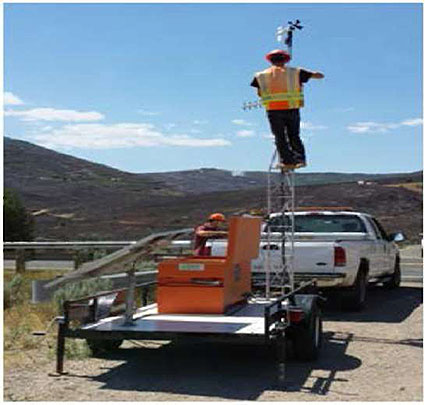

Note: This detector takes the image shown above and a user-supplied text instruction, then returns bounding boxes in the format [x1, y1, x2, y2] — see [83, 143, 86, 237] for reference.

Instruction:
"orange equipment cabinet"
[157, 216, 262, 314]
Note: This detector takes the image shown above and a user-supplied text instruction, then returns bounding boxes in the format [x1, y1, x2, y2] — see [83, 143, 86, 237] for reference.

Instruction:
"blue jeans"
[267, 109, 306, 164]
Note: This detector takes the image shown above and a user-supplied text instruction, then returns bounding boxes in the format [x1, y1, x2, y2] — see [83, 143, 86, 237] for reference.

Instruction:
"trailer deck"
[82, 299, 274, 337]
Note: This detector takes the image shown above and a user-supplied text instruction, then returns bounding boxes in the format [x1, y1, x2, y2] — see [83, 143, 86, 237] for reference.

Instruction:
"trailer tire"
[292, 302, 322, 361]
[86, 339, 123, 356]
[383, 258, 401, 289]
[342, 267, 367, 311]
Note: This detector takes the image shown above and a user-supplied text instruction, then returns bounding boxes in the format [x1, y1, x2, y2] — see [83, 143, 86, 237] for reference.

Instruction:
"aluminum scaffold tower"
[264, 150, 296, 299]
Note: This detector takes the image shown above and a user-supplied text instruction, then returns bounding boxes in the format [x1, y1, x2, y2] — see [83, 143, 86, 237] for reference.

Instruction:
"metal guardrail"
[3, 241, 192, 273]
[4, 241, 137, 249]
[4, 241, 192, 249]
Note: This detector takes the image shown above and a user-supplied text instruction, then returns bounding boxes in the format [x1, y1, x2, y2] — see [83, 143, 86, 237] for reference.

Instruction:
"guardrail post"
[73, 250, 82, 270]
[142, 285, 149, 306]
[15, 249, 26, 273]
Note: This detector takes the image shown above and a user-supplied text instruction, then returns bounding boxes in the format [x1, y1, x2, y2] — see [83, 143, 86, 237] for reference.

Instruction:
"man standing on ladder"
[251, 49, 324, 170]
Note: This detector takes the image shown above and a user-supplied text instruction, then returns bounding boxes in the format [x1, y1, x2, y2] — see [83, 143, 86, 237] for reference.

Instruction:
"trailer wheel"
[383, 258, 401, 289]
[86, 339, 123, 356]
[292, 303, 322, 361]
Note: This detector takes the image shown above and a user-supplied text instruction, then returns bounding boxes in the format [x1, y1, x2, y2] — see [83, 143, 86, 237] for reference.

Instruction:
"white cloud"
[333, 107, 354, 113]
[300, 121, 327, 131]
[193, 120, 208, 125]
[31, 123, 231, 149]
[262, 133, 274, 139]
[347, 118, 423, 134]
[236, 130, 255, 138]
[401, 118, 423, 127]
[5, 107, 104, 122]
[232, 170, 245, 177]
[232, 119, 253, 126]
[4, 92, 24, 105]
[164, 123, 177, 130]
[137, 109, 160, 116]
[347, 121, 398, 133]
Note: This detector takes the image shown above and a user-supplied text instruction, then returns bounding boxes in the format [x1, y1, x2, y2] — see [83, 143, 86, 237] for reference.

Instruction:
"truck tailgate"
[251, 241, 335, 274]
[292, 242, 335, 273]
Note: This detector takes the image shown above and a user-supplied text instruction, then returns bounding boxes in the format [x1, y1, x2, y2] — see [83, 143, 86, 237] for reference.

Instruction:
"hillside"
[4, 137, 423, 242]
[145, 168, 423, 194]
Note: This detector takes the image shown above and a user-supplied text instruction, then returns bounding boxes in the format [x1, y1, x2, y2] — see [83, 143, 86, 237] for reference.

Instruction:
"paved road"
[399, 244, 423, 281]
[4, 244, 423, 281]
[3, 260, 74, 271]
[4, 281, 423, 401]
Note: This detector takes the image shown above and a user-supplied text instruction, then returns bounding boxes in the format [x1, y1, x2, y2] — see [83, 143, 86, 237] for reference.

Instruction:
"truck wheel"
[292, 303, 322, 361]
[86, 339, 123, 356]
[343, 269, 367, 311]
[383, 258, 401, 289]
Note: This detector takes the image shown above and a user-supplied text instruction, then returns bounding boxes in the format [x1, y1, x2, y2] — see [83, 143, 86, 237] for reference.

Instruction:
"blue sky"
[4, 3, 423, 174]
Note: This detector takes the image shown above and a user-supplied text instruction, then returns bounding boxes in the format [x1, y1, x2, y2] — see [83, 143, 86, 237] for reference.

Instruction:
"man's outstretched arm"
[311, 71, 324, 79]
[196, 230, 228, 238]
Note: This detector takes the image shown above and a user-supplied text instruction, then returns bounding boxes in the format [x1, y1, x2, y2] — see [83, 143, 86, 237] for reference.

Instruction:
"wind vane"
[276, 19, 303, 58]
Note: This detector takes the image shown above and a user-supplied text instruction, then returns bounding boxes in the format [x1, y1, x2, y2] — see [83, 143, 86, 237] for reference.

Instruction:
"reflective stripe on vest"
[255, 66, 304, 110]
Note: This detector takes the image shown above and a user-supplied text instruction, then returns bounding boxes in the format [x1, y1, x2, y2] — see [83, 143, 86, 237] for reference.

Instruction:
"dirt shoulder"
[4, 282, 423, 401]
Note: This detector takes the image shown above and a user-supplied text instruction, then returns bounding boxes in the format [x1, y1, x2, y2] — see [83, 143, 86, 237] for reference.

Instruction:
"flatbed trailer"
[51, 217, 323, 384]
[55, 279, 322, 381]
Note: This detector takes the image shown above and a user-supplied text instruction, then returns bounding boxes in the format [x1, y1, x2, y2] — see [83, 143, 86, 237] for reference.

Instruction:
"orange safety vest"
[255, 66, 304, 111]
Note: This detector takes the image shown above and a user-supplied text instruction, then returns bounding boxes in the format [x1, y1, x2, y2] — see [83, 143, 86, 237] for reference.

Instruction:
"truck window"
[266, 216, 286, 233]
[364, 217, 383, 239]
[266, 215, 367, 233]
[371, 218, 390, 241]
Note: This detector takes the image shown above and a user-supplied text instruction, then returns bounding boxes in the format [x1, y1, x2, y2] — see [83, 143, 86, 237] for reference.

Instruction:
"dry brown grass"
[4, 300, 58, 369]
[385, 182, 423, 194]
[3, 271, 93, 370]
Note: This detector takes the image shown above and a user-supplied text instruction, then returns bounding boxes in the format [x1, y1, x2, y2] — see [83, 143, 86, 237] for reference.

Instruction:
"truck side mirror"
[390, 232, 405, 242]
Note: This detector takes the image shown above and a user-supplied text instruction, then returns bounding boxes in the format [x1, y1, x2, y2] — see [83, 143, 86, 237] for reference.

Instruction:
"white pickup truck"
[209, 210, 404, 310]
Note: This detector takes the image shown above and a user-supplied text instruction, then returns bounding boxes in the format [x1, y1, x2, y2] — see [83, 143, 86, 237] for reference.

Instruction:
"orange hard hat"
[265, 49, 291, 63]
[209, 213, 226, 222]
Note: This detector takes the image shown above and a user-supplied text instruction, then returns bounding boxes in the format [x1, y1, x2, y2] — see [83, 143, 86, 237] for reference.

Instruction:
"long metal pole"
[124, 262, 136, 325]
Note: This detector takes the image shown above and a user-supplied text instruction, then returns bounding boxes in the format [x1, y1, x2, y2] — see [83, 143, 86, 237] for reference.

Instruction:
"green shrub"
[51, 278, 115, 360]
[53, 278, 114, 314]
[4, 274, 28, 309]
[64, 339, 92, 359]
[4, 188, 34, 241]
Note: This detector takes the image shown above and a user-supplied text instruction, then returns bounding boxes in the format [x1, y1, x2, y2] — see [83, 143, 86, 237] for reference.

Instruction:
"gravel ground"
[4, 282, 422, 401]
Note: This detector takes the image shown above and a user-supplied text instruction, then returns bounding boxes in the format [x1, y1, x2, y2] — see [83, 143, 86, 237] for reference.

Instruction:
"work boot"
[276, 162, 297, 172]
[295, 161, 307, 169]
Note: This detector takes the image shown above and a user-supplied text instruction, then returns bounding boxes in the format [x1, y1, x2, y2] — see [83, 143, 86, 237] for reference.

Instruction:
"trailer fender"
[291, 294, 321, 325]
[289, 294, 323, 361]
